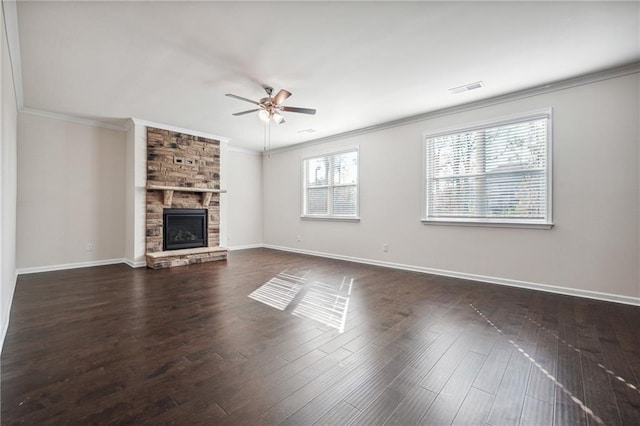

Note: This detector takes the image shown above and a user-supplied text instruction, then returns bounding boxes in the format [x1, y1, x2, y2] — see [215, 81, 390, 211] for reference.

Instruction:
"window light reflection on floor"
[247, 270, 309, 310]
[248, 271, 353, 333]
[292, 277, 353, 333]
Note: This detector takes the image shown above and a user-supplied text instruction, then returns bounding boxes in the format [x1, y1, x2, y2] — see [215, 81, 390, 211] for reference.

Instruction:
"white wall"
[1, 2, 18, 350]
[125, 123, 135, 263]
[16, 113, 126, 270]
[263, 73, 640, 303]
[124, 121, 147, 266]
[227, 148, 263, 249]
[219, 140, 228, 248]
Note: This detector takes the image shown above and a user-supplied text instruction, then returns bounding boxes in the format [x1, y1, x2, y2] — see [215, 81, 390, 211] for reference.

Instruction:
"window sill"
[421, 218, 553, 229]
[301, 215, 360, 223]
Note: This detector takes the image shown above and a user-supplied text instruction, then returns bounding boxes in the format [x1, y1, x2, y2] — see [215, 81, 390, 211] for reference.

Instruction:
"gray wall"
[16, 113, 126, 270]
[263, 74, 640, 302]
[227, 148, 263, 249]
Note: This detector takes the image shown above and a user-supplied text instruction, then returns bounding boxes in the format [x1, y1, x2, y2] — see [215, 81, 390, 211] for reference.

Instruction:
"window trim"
[301, 147, 360, 221]
[422, 108, 553, 229]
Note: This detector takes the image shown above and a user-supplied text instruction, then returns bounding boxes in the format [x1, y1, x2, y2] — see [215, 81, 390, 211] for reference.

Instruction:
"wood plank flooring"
[2, 248, 639, 425]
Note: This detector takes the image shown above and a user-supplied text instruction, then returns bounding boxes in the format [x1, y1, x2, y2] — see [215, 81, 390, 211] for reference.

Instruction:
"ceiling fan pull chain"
[267, 120, 271, 158]
[268, 122, 271, 157]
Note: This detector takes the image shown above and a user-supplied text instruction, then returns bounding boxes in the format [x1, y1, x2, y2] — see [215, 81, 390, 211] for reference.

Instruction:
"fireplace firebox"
[163, 208, 208, 251]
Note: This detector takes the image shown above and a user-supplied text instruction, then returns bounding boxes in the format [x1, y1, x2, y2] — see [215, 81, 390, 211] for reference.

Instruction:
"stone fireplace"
[144, 127, 227, 269]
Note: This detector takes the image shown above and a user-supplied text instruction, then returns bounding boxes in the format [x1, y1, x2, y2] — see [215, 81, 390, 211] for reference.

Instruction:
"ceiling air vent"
[449, 81, 484, 95]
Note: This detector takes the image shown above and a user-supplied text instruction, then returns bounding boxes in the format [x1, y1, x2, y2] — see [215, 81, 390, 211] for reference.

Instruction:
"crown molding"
[228, 145, 262, 155]
[124, 118, 135, 132]
[267, 61, 640, 155]
[20, 107, 128, 131]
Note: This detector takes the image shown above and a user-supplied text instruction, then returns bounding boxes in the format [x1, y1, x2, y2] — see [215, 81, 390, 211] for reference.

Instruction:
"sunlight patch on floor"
[292, 277, 352, 333]
[248, 271, 353, 333]
[248, 270, 308, 310]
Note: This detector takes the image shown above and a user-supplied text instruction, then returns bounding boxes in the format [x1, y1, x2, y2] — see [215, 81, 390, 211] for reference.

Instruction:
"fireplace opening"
[163, 208, 208, 251]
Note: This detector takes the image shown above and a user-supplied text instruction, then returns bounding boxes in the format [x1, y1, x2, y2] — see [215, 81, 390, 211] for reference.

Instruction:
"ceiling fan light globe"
[258, 109, 270, 123]
[272, 112, 284, 124]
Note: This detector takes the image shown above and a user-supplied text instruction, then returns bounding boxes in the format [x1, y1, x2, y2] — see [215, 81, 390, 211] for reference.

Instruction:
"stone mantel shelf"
[146, 184, 227, 207]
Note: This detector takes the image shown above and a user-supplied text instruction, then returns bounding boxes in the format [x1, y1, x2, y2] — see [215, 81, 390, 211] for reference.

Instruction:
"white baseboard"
[11, 246, 639, 306]
[16, 258, 126, 275]
[14, 247, 267, 273]
[0, 317, 8, 354]
[263, 244, 640, 307]
[228, 243, 265, 251]
[0, 271, 18, 354]
[123, 258, 147, 268]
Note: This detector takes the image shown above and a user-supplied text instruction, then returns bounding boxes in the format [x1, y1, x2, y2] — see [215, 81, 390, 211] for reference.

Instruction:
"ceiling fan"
[226, 86, 316, 125]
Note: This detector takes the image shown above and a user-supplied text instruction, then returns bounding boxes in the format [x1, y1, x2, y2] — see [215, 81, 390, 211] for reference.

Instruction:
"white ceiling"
[14, 1, 640, 151]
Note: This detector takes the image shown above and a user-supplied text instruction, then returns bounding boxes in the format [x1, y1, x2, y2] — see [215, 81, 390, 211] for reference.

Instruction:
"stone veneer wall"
[145, 127, 221, 255]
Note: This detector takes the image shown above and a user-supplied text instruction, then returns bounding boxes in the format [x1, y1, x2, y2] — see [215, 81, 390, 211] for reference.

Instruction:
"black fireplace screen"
[163, 208, 208, 251]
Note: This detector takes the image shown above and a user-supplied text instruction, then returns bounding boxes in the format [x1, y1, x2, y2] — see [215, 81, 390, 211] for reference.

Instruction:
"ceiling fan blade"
[272, 89, 292, 106]
[281, 106, 316, 115]
[225, 93, 260, 105]
[232, 109, 260, 116]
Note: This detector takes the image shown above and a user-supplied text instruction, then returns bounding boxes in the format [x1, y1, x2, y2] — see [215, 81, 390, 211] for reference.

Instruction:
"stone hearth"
[146, 247, 227, 270]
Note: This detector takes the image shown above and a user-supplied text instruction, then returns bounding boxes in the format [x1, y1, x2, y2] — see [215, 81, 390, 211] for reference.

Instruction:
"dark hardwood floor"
[2, 248, 639, 425]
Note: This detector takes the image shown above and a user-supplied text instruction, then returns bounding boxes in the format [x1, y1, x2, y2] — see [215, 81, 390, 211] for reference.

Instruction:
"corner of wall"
[219, 140, 229, 248]
[124, 124, 135, 263]
[1, 0, 19, 352]
[132, 123, 147, 264]
[637, 72, 640, 299]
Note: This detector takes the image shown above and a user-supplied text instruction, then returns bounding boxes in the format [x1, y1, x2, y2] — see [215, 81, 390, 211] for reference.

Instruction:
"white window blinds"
[303, 149, 359, 218]
[424, 111, 552, 226]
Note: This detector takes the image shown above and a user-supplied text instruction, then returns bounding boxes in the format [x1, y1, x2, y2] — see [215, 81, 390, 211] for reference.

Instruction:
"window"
[424, 110, 552, 228]
[303, 149, 359, 219]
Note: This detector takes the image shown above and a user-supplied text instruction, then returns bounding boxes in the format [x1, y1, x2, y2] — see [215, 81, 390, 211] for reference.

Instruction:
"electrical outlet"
[297, 235, 302, 242]
[383, 243, 389, 252]
[87, 243, 94, 252]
